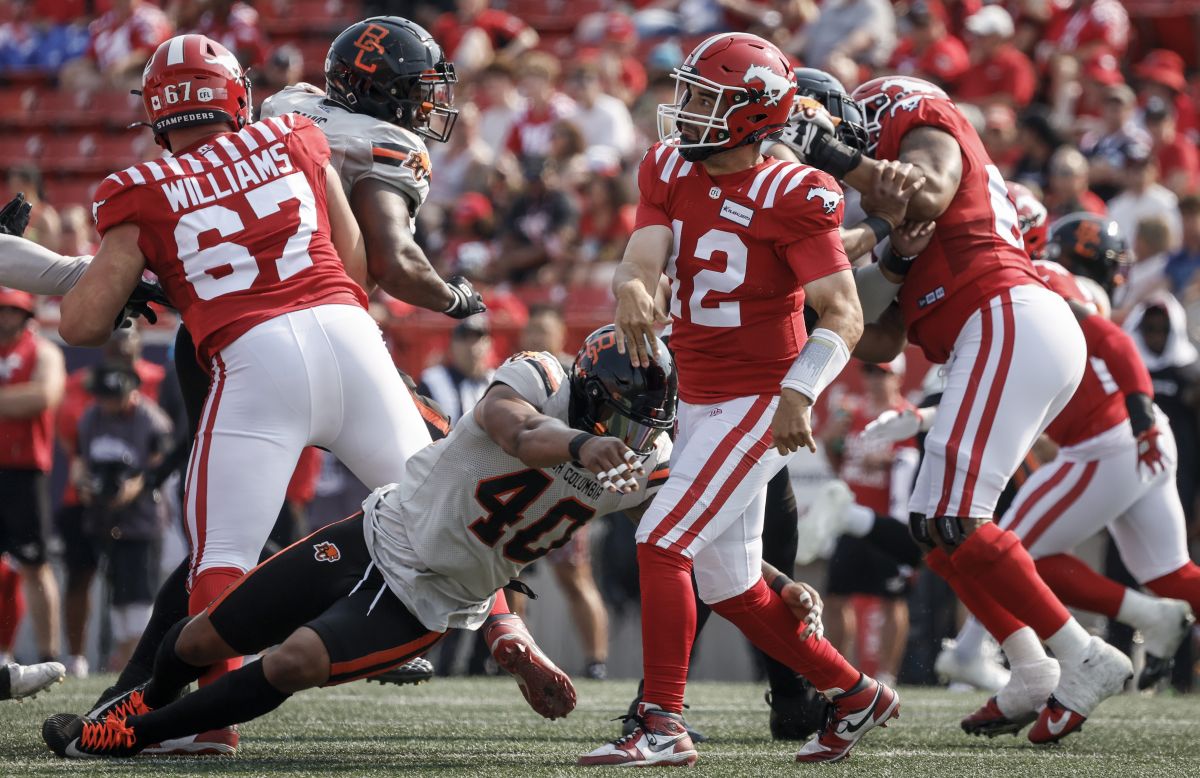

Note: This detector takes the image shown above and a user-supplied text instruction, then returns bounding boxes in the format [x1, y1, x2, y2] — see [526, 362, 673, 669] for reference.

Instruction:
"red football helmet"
[850, 76, 949, 155]
[139, 34, 252, 149]
[659, 33, 796, 161]
[1006, 181, 1049, 259]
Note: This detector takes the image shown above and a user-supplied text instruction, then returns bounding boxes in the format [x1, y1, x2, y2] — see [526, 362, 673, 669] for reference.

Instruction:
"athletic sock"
[1000, 626, 1047, 667]
[949, 522, 1072, 640]
[954, 617, 990, 665]
[188, 567, 245, 686]
[844, 504, 875, 538]
[142, 619, 208, 709]
[1144, 562, 1200, 614]
[1117, 588, 1168, 632]
[130, 659, 289, 747]
[1035, 554, 1125, 619]
[926, 546, 1024, 644]
[637, 544, 697, 714]
[709, 576, 860, 695]
[863, 516, 924, 567]
[1044, 619, 1091, 665]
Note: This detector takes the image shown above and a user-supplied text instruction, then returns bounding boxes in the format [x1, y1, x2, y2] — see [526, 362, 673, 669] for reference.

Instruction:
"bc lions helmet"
[659, 33, 796, 162]
[325, 16, 458, 142]
[1045, 213, 1129, 295]
[569, 326, 677, 455]
[850, 76, 950, 155]
[139, 35, 251, 150]
[793, 68, 869, 153]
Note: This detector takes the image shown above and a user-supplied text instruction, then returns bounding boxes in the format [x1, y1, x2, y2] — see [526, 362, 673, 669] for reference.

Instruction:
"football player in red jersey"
[580, 34, 897, 768]
[780, 74, 1136, 743]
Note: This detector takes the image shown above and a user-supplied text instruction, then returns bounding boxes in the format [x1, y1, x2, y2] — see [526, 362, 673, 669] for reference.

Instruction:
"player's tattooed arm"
[892, 126, 963, 221]
[324, 163, 368, 290]
[351, 178, 458, 312]
[853, 302, 907, 364]
[613, 226, 672, 369]
[476, 383, 643, 493]
[60, 223, 147, 347]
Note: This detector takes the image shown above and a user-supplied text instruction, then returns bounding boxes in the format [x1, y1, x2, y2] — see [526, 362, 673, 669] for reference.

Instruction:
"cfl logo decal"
[313, 541, 341, 563]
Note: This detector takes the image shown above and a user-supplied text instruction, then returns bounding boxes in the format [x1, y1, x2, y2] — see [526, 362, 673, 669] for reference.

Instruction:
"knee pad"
[908, 513, 933, 551]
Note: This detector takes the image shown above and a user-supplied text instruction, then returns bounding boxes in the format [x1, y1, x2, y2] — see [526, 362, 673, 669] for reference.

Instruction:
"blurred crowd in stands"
[0, 0, 1198, 687]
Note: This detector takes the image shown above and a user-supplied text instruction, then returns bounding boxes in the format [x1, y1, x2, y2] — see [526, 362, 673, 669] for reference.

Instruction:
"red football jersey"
[1044, 312, 1152, 447]
[93, 114, 367, 362]
[838, 398, 916, 515]
[874, 92, 1042, 363]
[635, 144, 851, 404]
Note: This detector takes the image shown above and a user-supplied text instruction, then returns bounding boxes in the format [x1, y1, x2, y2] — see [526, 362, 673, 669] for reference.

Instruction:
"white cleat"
[795, 479, 853, 565]
[1135, 598, 1194, 690]
[2, 661, 66, 701]
[935, 639, 1011, 693]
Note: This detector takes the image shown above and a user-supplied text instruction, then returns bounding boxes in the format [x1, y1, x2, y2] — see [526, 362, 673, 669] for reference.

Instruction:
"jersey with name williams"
[92, 113, 366, 362]
[260, 84, 431, 231]
[636, 143, 850, 404]
[362, 351, 671, 632]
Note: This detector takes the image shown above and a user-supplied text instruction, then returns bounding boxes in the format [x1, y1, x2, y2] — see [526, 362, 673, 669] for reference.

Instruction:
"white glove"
[862, 408, 929, 443]
[776, 96, 839, 165]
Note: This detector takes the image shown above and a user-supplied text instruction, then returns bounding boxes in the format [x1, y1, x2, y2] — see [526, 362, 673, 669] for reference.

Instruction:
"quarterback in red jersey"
[581, 33, 895, 768]
[780, 73, 1137, 744]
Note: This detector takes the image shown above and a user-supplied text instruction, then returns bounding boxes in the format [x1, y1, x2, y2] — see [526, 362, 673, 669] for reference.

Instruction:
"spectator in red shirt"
[888, 0, 969, 90]
[1036, 0, 1130, 67]
[1134, 49, 1199, 142]
[1046, 146, 1107, 221]
[433, 0, 538, 77]
[504, 51, 576, 164]
[188, 0, 268, 69]
[954, 5, 1036, 108]
[1144, 96, 1200, 197]
[60, 0, 173, 91]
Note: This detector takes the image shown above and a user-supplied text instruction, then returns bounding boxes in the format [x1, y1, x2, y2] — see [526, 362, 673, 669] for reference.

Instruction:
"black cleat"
[766, 681, 831, 741]
[43, 713, 141, 758]
[368, 657, 435, 686]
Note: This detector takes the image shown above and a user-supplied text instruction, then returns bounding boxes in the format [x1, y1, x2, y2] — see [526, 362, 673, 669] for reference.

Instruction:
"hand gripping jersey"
[362, 352, 671, 632]
[872, 86, 1042, 363]
[635, 143, 850, 404]
[260, 84, 431, 231]
[92, 113, 366, 360]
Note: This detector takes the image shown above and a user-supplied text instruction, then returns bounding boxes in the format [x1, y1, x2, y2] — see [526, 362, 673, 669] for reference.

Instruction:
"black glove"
[443, 274, 486, 319]
[0, 193, 32, 237]
[114, 279, 171, 330]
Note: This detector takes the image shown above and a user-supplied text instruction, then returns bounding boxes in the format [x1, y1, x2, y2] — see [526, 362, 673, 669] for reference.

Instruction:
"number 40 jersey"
[362, 352, 671, 633]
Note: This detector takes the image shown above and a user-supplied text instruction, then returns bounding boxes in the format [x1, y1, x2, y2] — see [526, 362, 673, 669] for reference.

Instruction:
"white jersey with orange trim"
[362, 351, 672, 632]
[260, 84, 431, 231]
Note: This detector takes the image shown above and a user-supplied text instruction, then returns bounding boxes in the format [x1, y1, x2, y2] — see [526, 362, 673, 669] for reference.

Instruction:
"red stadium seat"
[41, 177, 100, 210]
[506, 0, 607, 33]
[0, 133, 44, 171]
[28, 89, 93, 128]
[0, 87, 37, 128]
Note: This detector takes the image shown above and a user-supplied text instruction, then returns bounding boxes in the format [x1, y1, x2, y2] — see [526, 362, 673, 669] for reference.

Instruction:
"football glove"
[777, 97, 863, 179]
[1136, 426, 1166, 481]
[861, 407, 931, 443]
[0, 193, 32, 237]
[114, 279, 170, 330]
[443, 274, 487, 319]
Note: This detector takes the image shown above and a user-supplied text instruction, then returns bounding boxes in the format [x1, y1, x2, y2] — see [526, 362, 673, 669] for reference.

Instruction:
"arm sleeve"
[1085, 315, 1154, 398]
[0, 236, 91, 295]
[633, 146, 670, 230]
[489, 352, 568, 410]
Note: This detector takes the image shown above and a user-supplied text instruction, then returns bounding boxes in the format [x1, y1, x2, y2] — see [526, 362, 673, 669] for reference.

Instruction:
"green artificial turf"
[1, 675, 1198, 776]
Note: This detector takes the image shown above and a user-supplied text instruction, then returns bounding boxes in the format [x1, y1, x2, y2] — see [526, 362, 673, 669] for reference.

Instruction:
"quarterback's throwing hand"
[770, 389, 816, 455]
[614, 280, 667, 369]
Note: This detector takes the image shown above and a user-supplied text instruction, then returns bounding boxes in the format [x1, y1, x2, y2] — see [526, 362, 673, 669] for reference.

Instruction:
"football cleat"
[960, 696, 1037, 737]
[484, 614, 576, 719]
[140, 726, 238, 756]
[579, 704, 697, 767]
[935, 638, 1010, 693]
[0, 661, 65, 701]
[794, 479, 853, 565]
[1136, 598, 1194, 690]
[367, 656, 436, 686]
[765, 683, 830, 741]
[89, 684, 152, 721]
[1028, 637, 1132, 744]
[622, 684, 707, 742]
[43, 713, 140, 758]
[795, 675, 899, 763]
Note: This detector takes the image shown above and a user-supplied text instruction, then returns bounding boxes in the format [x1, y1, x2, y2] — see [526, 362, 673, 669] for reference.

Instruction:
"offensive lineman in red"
[580, 33, 895, 768]
[56, 34, 437, 754]
[780, 74, 1132, 742]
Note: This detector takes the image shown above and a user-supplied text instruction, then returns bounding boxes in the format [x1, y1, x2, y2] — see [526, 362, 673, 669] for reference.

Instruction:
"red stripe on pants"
[187, 356, 227, 587]
[647, 394, 772, 546]
[957, 291, 1015, 516]
[1021, 461, 1099, 548]
[936, 300, 997, 517]
[1002, 461, 1074, 536]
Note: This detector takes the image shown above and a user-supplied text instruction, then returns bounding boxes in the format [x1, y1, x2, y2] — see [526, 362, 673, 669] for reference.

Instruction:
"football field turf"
[2, 675, 1198, 776]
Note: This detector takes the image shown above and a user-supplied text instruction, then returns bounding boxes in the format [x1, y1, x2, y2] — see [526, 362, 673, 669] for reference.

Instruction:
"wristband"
[569, 432, 595, 464]
[781, 327, 851, 403]
[809, 135, 863, 180]
[861, 216, 892, 245]
[1125, 393, 1155, 437]
[769, 573, 791, 596]
[880, 246, 919, 278]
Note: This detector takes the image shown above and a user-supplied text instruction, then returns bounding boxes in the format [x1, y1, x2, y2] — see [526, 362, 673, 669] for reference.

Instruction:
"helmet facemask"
[659, 70, 765, 162]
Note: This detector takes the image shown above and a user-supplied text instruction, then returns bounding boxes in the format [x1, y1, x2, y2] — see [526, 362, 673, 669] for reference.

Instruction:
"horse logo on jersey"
[743, 65, 793, 107]
[807, 186, 843, 215]
[313, 541, 341, 563]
